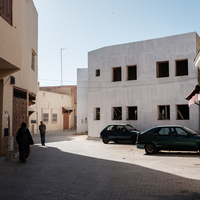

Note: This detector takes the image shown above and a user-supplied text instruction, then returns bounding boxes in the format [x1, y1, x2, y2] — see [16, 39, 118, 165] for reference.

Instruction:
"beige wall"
[0, 0, 38, 157]
[40, 86, 77, 128]
[29, 90, 72, 132]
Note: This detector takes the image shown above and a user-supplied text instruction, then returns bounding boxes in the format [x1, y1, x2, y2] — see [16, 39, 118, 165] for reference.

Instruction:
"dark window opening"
[157, 61, 169, 78]
[113, 67, 121, 82]
[127, 106, 137, 120]
[158, 105, 170, 120]
[0, 0, 12, 25]
[96, 69, 100, 77]
[177, 105, 189, 120]
[176, 59, 188, 76]
[95, 108, 100, 120]
[127, 65, 137, 80]
[14, 89, 27, 99]
[113, 107, 122, 120]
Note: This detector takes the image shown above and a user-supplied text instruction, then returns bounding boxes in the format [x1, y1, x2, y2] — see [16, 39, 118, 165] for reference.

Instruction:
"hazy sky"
[33, 0, 200, 87]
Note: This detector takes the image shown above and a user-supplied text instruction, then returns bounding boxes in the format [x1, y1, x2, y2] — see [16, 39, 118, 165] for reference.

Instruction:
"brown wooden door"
[63, 112, 69, 129]
[13, 97, 27, 152]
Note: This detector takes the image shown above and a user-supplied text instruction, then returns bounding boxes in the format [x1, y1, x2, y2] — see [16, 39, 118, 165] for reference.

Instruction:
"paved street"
[1, 130, 200, 200]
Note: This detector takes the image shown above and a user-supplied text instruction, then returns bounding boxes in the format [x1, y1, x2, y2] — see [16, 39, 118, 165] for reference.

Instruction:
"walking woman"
[16, 122, 34, 163]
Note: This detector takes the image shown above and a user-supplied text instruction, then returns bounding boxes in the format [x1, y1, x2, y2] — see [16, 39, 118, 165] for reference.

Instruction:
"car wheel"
[145, 143, 156, 155]
[102, 136, 109, 144]
[131, 136, 136, 144]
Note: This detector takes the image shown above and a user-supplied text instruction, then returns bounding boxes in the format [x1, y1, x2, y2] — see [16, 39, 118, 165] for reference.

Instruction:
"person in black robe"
[16, 122, 34, 163]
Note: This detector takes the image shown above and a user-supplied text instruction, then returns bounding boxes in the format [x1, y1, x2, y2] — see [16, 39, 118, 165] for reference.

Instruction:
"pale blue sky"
[33, 0, 200, 86]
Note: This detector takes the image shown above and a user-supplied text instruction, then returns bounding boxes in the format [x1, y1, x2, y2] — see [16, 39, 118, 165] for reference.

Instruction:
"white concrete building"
[78, 32, 200, 138]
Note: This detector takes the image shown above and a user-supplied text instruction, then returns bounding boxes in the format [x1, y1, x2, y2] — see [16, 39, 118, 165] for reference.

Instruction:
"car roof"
[106, 124, 129, 126]
[154, 125, 183, 128]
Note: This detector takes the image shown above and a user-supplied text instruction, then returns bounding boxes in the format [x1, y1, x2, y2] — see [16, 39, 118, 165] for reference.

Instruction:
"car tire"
[131, 136, 136, 144]
[145, 143, 156, 155]
[102, 136, 109, 144]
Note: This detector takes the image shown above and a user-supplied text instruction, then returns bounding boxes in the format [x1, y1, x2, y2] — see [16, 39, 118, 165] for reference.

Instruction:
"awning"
[185, 85, 200, 106]
[28, 107, 35, 116]
[62, 107, 73, 114]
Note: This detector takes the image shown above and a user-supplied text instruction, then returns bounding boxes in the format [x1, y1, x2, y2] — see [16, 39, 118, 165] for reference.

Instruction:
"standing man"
[39, 121, 46, 146]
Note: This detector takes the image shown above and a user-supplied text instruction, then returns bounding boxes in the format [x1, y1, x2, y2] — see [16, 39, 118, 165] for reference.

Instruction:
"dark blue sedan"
[100, 124, 139, 144]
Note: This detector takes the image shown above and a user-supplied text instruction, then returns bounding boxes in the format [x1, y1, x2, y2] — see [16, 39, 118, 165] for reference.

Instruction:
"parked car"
[100, 124, 139, 144]
[137, 125, 200, 154]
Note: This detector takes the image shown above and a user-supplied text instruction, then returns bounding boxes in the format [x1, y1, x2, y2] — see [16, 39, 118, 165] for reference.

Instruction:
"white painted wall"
[77, 68, 88, 133]
[84, 32, 200, 138]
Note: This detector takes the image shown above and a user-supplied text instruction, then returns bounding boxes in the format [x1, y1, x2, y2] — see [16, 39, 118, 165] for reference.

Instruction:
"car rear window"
[153, 127, 170, 136]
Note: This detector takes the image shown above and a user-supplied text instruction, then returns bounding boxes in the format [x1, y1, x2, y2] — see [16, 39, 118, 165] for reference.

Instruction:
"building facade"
[29, 85, 73, 133]
[39, 85, 77, 129]
[78, 32, 200, 138]
[0, 0, 38, 158]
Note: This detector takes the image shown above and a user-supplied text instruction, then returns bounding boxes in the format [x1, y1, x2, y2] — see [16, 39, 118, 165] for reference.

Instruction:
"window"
[85, 118, 87, 123]
[157, 61, 169, 78]
[43, 113, 49, 123]
[177, 105, 189, 120]
[31, 52, 35, 71]
[113, 107, 122, 120]
[106, 125, 115, 131]
[158, 105, 170, 120]
[0, 0, 12, 25]
[127, 106, 137, 120]
[127, 65, 137, 80]
[174, 128, 188, 136]
[113, 67, 121, 82]
[96, 69, 100, 77]
[94, 108, 100, 120]
[153, 127, 170, 136]
[116, 125, 126, 132]
[52, 114, 57, 123]
[176, 59, 188, 76]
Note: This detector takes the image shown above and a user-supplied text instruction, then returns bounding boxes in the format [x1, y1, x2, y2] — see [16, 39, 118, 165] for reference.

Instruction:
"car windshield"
[125, 125, 137, 131]
[183, 127, 198, 135]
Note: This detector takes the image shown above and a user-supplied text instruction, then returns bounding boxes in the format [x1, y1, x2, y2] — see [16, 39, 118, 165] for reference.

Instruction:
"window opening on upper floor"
[127, 65, 137, 81]
[176, 59, 188, 76]
[157, 61, 169, 78]
[0, 0, 12, 25]
[94, 108, 100, 120]
[96, 69, 100, 77]
[112, 67, 121, 82]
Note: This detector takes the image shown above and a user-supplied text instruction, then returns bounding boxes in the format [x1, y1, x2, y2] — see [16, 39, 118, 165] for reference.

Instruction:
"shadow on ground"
[0, 143, 200, 200]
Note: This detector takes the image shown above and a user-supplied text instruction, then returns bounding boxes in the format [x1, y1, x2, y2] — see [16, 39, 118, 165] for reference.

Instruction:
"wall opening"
[157, 61, 169, 78]
[176, 59, 188, 76]
[52, 113, 57, 123]
[176, 105, 189, 120]
[113, 67, 121, 82]
[95, 108, 100, 120]
[127, 65, 137, 80]
[158, 105, 170, 120]
[96, 69, 100, 77]
[127, 106, 137, 120]
[113, 107, 122, 120]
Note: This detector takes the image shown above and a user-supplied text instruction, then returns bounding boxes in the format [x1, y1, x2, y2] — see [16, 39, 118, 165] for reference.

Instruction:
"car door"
[116, 125, 129, 140]
[172, 127, 196, 150]
[105, 125, 117, 140]
[152, 127, 174, 149]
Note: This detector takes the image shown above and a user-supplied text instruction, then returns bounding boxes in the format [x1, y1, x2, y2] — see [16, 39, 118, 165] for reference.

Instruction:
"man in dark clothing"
[16, 122, 34, 163]
[39, 121, 46, 146]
